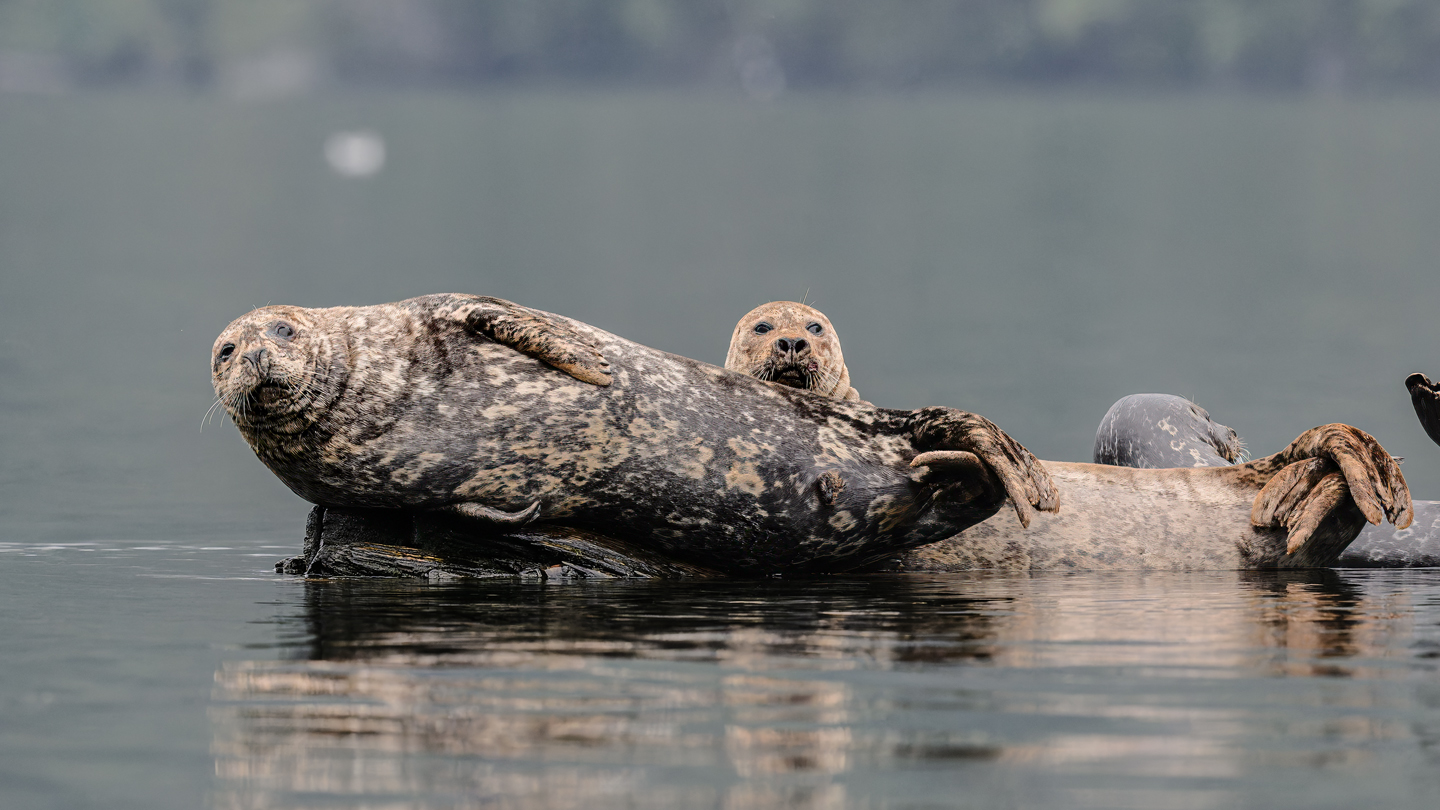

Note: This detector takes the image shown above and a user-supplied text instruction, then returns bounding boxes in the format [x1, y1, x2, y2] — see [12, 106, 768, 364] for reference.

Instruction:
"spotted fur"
[213, 294, 1056, 573]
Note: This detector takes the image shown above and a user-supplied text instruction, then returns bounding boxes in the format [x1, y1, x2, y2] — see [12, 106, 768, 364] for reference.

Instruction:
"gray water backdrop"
[3, 90, 1440, 808]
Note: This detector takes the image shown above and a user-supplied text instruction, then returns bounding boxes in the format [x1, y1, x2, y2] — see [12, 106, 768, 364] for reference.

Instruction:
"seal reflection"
[211, 572, 1429, 809]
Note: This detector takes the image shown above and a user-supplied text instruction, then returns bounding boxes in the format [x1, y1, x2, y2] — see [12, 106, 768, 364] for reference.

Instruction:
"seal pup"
[722, 307, 1412, 569]
[1406, 373, 1440, 448]
[1092, 393, 1440, 568]
[725, 301, 862, 402]
[214, 294, 1059, 574]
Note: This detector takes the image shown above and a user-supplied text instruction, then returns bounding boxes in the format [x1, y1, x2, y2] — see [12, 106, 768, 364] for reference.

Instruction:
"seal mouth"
[758, 357, 825, 391]
[215, 363, 309, 428]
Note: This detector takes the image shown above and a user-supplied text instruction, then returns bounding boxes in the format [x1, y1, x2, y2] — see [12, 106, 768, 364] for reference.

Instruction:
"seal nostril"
[775, 338, 792, 354]
[793, 338, 808, 353]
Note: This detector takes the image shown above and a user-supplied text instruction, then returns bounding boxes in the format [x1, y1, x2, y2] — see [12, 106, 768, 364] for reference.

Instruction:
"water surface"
[6, 540, 1440, 808]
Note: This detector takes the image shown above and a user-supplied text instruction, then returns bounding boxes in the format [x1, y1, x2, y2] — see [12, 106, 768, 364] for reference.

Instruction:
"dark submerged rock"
[278, 506, 716, 580]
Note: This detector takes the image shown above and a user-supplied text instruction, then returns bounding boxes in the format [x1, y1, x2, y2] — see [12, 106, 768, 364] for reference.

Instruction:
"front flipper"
[1248, 424, 1412, 554]
[453, 296, 612, 386]
[1406, 373, 1440, 448]
[448, 500, 542, 528]
[908, 407, 1060, 528]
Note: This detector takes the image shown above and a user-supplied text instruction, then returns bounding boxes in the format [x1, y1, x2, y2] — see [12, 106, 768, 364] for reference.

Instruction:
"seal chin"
[759, 356, 828, 391]
[769, 360, 814, 388]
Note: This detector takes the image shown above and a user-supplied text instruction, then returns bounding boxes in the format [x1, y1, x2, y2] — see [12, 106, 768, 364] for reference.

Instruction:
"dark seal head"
[1093, 393, 1245, 469]
[1406, 373, 1440, 448]
[724, 301, 861, 402]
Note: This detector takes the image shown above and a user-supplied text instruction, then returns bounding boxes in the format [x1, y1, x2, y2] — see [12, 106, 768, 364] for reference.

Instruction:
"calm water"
[3, 90, 1440, 808]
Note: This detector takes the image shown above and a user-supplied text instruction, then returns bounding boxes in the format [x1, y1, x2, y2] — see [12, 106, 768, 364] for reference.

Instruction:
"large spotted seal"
[214, 294, 1059, 574]
[725, 302, 861, 402]
[1092, 392, 1440, 567]
[721, 305, 1413, 570]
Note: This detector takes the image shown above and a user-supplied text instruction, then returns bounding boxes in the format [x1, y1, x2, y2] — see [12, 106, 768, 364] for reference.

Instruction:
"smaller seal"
[1092, 392, 1440, 567]
[725, 302, 862, 402]
[1406, 372, 1440, 448]
[1093, 393, 1245, 469]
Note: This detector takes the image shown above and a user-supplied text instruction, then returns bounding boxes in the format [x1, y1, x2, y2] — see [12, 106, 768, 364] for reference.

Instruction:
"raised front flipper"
[1406, 373, 1440, 448]
[907, 407, 1060, 528]
[1247, 424, 1412, 556]
[449, 296, 613, 386]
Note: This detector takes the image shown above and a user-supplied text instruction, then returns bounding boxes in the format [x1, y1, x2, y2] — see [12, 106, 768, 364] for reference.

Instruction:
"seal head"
[211, 305, 345, 440]
[724, 301, 861, 402]
[1093, 393, 1245, 469]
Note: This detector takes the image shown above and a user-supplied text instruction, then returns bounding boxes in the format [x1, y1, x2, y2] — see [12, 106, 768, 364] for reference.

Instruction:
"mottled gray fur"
[213, 294, 1056, 573]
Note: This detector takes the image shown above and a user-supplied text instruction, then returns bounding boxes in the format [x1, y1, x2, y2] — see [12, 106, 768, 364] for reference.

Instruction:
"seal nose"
[775, 337, 808, 355]
[243, 346, 268, 369]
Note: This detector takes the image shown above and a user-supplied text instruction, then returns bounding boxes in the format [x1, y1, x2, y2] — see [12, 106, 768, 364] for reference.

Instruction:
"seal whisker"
[201, 396, 227, 430]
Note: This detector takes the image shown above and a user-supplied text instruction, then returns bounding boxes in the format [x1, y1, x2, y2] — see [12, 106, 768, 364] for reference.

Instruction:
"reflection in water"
[212, 572, 1440, 809]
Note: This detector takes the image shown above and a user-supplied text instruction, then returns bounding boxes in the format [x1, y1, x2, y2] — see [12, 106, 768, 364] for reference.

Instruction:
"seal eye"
[754, 322, 773, 335]
[217, 343, 235, 362]
[270, 322, 296, 341]
[807, 323, 823, 335]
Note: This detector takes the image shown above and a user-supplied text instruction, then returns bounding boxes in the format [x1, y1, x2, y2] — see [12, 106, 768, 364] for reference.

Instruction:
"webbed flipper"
[1249, 423, 1412, 555]
[454, 296, 612, 386]
[450, 500, 542, 528]
[908, 407, 1060, 528]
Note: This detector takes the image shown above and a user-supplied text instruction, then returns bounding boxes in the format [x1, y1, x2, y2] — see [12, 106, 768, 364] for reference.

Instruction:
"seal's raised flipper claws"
[457, 296, 613, 386]
[1282, 423, 1411, 529]
[1251, 423, 1413, 553]
[1250, 458, 1349, 554]
[1406, 372, 1440, 449]
[451, 500, 542, 528]
[909, 407, 1059, 528]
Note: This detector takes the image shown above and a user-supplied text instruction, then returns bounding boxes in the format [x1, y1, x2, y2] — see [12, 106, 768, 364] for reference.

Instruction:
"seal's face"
[211, 306, 337, 431]
[725, 302, 849, 397]
[1192, 403, 1246, 463]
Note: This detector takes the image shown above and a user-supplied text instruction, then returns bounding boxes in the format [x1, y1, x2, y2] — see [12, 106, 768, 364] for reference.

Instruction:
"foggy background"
[6, 1, 1440, 95]
[2, 0, 1439, 540]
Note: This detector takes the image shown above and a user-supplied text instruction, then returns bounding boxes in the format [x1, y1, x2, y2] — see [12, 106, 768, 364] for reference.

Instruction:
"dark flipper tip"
[1405, 372, 1440, 448]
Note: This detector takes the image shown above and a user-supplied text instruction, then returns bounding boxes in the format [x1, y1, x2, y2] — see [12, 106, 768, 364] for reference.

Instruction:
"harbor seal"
[214, 294, 1059, 574]
[1406, 373, 1440, 448]
[1093, 394, 1246, 469]
[725, 301, 861, 402]
[721, 307, 1412, 569]
[1092, 393, 1440, 568]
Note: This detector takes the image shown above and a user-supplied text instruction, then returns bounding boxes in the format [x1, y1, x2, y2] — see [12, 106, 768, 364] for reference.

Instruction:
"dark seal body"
[213, 294, 1057, 574]
[1092, 393, 1440, 568]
